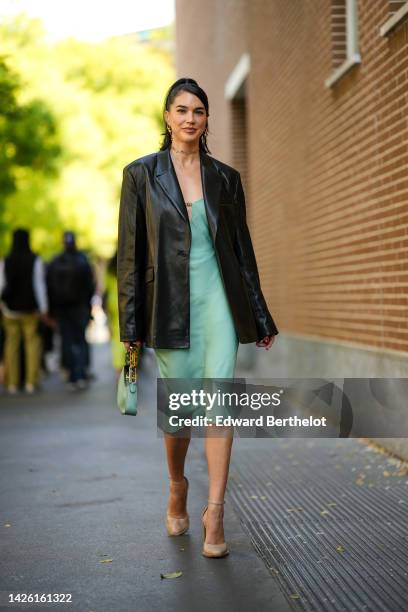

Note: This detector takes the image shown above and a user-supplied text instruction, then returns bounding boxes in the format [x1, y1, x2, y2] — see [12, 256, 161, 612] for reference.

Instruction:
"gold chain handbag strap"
[126, 342, 142, 385]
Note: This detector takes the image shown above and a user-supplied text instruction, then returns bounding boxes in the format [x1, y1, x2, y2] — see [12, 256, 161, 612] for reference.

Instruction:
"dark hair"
[159, 78, 211, 153]
[11, 228, 31, 254]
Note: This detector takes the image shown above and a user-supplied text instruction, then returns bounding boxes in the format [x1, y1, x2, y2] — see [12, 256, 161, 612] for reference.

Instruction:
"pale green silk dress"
[155, 198, 239, 432]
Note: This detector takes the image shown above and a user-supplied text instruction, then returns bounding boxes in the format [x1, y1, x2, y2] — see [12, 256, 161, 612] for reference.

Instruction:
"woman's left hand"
[256, 335, 276, 350]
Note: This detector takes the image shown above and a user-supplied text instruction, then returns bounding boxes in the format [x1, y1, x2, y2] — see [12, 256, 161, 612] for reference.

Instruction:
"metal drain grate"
[228, 439, 408, 612]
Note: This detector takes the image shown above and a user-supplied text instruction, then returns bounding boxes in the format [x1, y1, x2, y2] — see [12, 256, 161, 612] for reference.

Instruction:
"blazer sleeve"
[233, 171, 279, 338]
[117, 163, 147, 342]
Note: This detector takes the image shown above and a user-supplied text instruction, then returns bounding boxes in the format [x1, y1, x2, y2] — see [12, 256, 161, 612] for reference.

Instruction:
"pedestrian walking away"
[47, 231, 95, 390]
[117, 78, 279, 558]
[0, 228, 51, 394]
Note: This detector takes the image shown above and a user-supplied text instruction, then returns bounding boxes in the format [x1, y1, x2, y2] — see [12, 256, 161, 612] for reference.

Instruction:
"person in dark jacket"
[0, 228, 50, 394]
[47, 231, 95, 390]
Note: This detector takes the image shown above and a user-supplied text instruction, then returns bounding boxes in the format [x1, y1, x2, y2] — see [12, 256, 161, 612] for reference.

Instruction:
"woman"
[117, 78, 278, 558]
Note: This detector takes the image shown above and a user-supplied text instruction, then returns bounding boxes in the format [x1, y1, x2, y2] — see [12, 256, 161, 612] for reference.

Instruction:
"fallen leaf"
[160, 571, 183, 579]
[320, 510, 329, 516]
[336, 545, 345, 553]
[250, 495, 258, 499]
[327, 503, 337, 507]
[100, 559, 113, 563]
[4, 523, 11, 528]
[387, 457, 401, 466]
[290, 593, 300, 599]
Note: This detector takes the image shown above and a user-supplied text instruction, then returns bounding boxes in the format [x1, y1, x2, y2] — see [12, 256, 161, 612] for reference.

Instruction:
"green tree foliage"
[0, 14, 175, 259]
[0, 57, 61, 253]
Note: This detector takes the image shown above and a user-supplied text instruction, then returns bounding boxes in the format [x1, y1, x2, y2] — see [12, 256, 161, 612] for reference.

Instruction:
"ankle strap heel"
[165, 476, 189, 536]
[168, 476, 188, 487]
[201, 500, 229, 558]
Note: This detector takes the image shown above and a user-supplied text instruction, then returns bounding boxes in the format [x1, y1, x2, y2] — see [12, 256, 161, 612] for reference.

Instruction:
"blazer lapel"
[155, 148, 187, 222]
[201, 148, 222, 243]
[155, 147, 222, 242]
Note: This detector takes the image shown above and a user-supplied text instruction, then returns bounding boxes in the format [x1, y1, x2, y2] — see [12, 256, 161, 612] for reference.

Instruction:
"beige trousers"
[3, 313, 41, 387]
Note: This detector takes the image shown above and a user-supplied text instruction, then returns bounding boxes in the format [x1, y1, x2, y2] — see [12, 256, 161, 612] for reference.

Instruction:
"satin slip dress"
[155, 197, 239, 432]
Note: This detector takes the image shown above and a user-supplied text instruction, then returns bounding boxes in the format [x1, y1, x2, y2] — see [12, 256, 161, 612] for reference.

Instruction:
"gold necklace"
[170, 148, 200, 207]
[171, 146, 199, 154]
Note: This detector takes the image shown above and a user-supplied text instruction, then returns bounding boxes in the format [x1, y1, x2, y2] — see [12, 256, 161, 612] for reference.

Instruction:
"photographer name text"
[167, 415, 327, 428]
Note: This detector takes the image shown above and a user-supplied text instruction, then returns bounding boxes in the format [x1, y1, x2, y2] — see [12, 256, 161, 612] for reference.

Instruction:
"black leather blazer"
[117, 147, 279, 348]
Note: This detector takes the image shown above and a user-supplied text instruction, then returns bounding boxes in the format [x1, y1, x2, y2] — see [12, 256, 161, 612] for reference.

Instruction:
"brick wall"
[175, 0, 408, 355]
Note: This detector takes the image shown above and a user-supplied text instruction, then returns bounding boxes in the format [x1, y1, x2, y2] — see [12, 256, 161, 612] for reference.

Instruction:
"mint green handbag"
[117, 344, 141, 416]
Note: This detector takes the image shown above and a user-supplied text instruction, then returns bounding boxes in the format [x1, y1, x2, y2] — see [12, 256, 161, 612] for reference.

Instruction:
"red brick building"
[175, 0, 408, 382]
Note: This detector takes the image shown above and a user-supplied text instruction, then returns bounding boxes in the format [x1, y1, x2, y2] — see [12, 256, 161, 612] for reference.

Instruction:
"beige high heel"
[165, 476, 189, 536]
[202, 500, 229, 558]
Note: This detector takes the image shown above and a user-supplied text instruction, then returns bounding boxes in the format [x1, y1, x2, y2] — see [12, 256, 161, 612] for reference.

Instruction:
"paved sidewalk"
[228, 437, 408, 612]
[0, 344, 291, 612]
[2, 343, 407, 611]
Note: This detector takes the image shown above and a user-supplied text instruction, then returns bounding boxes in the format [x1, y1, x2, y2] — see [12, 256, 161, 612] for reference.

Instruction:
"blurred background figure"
[0, 228, 50, 394]
[47, 231, 95, 390]
[0, 312, 4, 387]
[104, 250, 126, 379]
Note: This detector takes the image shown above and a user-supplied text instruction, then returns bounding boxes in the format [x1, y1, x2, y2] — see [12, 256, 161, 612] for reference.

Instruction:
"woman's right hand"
[123, 340, 143, 352]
